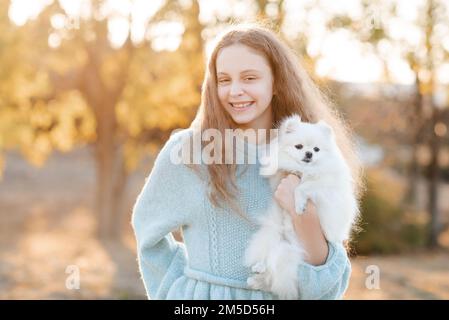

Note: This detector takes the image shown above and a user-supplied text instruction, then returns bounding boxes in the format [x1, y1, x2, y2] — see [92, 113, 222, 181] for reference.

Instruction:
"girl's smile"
[229, 101, 255, 111]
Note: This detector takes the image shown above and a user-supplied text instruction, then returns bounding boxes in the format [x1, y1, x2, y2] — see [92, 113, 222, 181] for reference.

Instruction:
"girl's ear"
[316, 120, 334, 137]
[279, 114, 301, 136]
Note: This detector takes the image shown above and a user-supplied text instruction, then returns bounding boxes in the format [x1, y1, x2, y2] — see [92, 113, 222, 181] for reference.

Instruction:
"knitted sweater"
[131, 128, 352, 300]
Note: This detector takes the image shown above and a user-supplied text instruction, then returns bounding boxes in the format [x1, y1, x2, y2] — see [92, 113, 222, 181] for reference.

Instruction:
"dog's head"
[260, 114, 337, 176]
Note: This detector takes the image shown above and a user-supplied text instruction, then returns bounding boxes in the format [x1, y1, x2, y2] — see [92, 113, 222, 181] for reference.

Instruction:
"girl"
[131, 23, 363, 300]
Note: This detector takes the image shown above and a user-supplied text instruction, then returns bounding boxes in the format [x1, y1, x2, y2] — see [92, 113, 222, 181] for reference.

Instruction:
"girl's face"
[216, 44, 274, 131]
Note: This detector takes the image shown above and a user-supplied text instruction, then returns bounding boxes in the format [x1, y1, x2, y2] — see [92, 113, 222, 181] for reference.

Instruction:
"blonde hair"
[189, 23, 364, 221]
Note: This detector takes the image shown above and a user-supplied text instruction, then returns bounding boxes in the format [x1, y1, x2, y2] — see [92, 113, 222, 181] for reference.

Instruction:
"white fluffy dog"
[244, 114, 359, 299]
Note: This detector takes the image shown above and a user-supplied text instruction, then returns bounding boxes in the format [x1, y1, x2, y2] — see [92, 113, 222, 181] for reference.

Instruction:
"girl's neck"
[235, 127, 273, 145]
[235, 107, 273, 145]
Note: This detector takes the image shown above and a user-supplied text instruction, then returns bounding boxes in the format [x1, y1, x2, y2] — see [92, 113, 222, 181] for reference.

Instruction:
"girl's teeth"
[232, 102, 253, 108]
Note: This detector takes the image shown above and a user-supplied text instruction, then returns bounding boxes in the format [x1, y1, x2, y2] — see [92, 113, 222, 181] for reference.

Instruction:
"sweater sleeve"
[131, 129, 195, 300]
[296, 241, 352, 300]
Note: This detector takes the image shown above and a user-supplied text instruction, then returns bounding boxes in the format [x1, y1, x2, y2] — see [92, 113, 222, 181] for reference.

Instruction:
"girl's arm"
[290, 201, 329, 265]
[131, 130, 194, 299]
[274, 174, 329, 265]
[274, 174, 352, 299]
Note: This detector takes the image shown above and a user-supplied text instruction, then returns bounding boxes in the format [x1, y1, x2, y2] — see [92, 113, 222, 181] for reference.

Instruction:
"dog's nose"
[305, 151, 313, 158]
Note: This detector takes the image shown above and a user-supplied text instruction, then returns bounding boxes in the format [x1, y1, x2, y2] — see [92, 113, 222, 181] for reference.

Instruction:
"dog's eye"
[313, 147, 320, 152]
[295, 144, 303, 150]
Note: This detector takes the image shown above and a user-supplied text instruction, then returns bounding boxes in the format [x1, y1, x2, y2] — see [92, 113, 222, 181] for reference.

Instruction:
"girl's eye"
[295, 144, 303, 149]
[245, 77, 256, 81]
[218, 79, 229, 84]
[314, 147, 320, 152]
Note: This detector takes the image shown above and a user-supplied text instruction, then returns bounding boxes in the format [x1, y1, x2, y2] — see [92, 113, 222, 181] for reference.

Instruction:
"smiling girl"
[132, 23, 363, 300]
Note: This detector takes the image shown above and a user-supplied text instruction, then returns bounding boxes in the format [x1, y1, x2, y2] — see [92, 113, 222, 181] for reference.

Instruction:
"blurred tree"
[1, 0, 204, 239]
[327, 0, 449, 247]
[355, 168, 427, 255]
[0, 0, 52, 177]
[0, 0, 18, 178]
[255, 0, 285, 29]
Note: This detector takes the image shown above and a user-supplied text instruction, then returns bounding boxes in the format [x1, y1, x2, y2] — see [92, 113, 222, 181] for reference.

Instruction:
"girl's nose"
[230, 82, 244, 96]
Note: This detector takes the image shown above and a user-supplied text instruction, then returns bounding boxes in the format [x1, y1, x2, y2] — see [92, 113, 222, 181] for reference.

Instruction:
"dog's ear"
[279, 114, 301, 136]
[317, 120, 334, 137]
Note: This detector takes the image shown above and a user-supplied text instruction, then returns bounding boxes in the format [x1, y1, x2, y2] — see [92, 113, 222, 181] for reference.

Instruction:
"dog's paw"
[294, 193, 307, 215]
[247, 274, 266, 290]
[251, 261, 267, 274]
[259, 164, 276, 176]
[294, 187, 308, 215]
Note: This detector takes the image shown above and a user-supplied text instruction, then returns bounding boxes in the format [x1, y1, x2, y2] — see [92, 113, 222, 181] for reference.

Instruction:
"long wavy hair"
[188, 23, 364, 225]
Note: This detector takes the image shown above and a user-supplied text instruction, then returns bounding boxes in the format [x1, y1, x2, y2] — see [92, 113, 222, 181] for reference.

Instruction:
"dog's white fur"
[244, 114, 359, 299]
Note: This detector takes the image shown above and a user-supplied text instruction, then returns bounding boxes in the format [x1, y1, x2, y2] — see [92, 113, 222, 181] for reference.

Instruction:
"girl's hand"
[274, 174, 329, 266]
[274, 174, 301, 216]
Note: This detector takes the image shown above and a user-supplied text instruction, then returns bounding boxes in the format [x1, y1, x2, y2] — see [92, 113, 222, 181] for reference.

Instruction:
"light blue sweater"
[131, 128, 352, 300]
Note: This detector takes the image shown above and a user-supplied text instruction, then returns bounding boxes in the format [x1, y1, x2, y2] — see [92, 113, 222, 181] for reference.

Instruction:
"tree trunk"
[80, 40, 131, 239]
[93, 101, 128, 239]
[405, 77, 424, 208]
[427, 107, 441, 248]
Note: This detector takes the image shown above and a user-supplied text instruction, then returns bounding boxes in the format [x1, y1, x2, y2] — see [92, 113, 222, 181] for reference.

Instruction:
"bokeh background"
[1, 0, 448, 299]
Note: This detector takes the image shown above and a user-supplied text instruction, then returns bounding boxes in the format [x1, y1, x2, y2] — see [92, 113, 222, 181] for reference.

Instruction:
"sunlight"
[5, 0, 443, 84]
[148, 21, 185, 52]
[8, 0, 52, 26]
[314, 28, 384, 83]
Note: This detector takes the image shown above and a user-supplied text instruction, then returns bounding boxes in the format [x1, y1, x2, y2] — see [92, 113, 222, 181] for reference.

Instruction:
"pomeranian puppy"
[244, 114, 359, 299]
